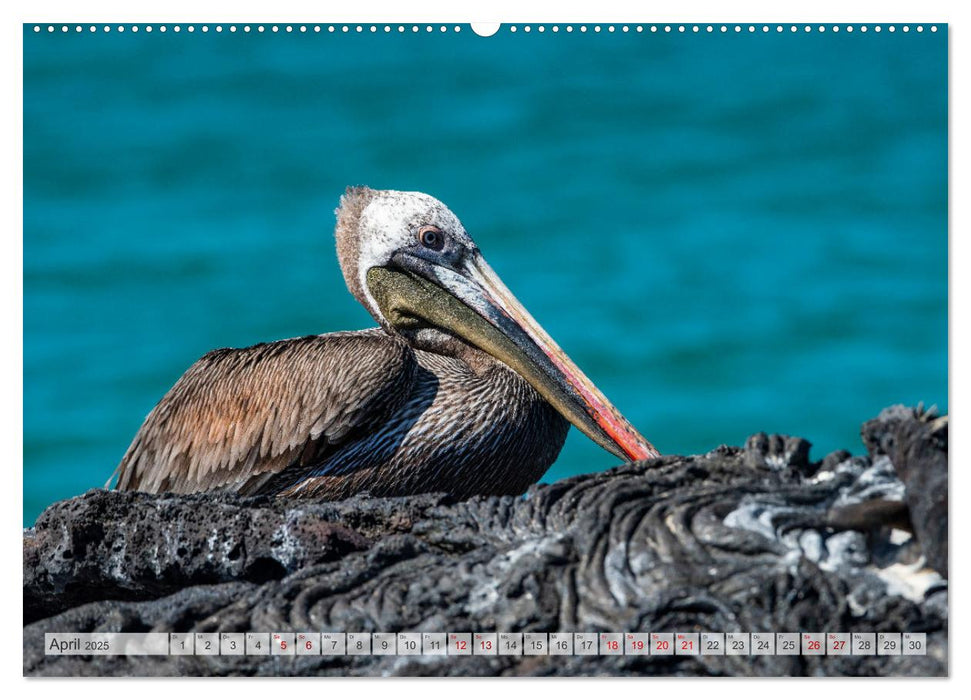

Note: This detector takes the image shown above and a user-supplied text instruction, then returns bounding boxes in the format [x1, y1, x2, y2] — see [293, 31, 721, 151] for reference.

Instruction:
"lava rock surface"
[23, 406, 948, 677]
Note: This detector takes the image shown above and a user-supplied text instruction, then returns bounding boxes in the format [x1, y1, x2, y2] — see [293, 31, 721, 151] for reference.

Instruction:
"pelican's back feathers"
[112, 329, 415, 495]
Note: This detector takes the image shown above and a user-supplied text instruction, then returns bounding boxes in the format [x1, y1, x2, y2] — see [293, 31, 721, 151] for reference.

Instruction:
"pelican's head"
[334, 186, 659, 463]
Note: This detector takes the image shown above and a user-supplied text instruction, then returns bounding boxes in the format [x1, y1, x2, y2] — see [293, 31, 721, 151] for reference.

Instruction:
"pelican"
[112, 187, 659, 499]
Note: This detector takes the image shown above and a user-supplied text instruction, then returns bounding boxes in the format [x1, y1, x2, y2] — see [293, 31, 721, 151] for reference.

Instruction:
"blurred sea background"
[23, 25, 947, 526]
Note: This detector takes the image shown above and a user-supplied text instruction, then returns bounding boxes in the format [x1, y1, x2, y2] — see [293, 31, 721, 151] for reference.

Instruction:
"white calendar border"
[7, 0, 960, 697]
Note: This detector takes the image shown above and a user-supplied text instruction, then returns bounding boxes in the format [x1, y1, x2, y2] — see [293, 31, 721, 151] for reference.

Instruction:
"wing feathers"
[112, 329, 415, 495]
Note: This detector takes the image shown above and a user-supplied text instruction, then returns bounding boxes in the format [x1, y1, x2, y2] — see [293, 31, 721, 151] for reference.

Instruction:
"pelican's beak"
[367, 251, 659, 462]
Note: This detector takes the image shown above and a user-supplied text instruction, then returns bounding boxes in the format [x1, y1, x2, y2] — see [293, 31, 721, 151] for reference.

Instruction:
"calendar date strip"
[44, 631, 928, 657]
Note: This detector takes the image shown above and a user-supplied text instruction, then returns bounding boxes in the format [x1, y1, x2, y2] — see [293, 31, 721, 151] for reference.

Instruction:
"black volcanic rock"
[23, 406, 948, 677]
[861, 405, 948, 577]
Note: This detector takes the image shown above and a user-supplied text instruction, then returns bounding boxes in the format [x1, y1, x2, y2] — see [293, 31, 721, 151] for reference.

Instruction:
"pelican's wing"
[111, 329, 416, 495]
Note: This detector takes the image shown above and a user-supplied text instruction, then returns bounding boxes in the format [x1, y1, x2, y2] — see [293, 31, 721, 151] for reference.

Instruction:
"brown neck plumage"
[334, 185, 377, 310]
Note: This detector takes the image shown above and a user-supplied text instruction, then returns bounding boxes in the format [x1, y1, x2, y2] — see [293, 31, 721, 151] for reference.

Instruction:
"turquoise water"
[23, 26, 947, 525]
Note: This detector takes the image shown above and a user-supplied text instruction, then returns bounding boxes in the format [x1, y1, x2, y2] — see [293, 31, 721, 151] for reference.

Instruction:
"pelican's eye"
[418, 225, 445, 251]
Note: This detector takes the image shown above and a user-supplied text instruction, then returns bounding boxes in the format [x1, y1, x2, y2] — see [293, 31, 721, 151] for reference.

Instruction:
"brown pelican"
[112, 187, 659, 499]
